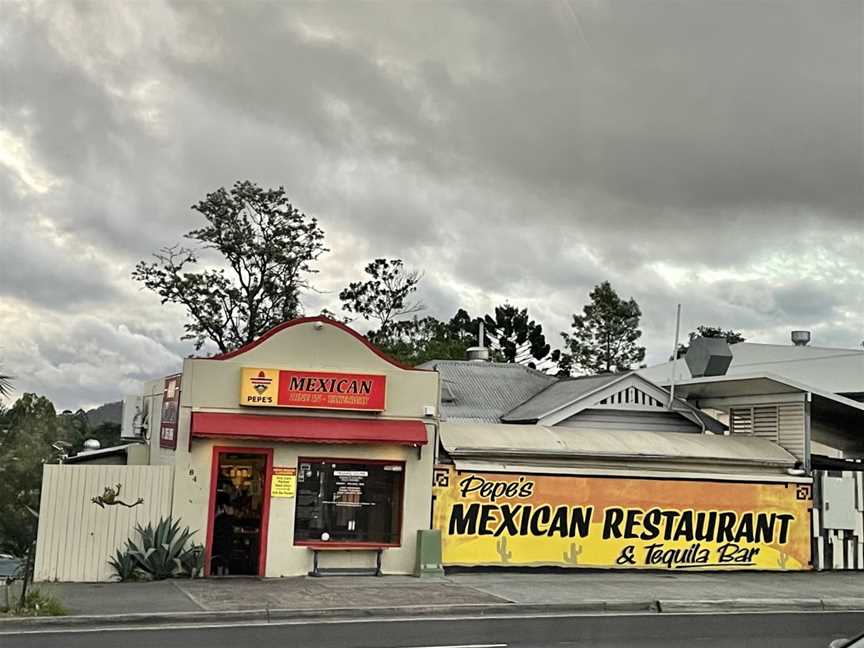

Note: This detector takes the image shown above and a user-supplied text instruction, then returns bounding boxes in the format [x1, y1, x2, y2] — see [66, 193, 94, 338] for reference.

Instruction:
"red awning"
[191, 412, 427, 446]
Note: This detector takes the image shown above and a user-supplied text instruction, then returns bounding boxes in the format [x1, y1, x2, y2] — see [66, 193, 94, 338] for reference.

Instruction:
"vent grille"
[599, 387, 663, 408]
[729, 402, 806, 460]
[730, 405, 779, 440]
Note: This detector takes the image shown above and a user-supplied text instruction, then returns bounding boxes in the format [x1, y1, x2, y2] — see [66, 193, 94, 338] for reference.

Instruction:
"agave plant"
[124, 516, 202, 580]
[179, 543, 205, 579]
[108, 548, 140, 582]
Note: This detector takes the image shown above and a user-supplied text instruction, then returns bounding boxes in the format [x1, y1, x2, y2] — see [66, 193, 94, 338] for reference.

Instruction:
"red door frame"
[205, 445, 274, 577]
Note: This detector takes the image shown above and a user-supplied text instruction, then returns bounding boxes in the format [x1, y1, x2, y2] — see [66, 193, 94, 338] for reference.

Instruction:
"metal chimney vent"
[466, 347, 490, 362]
[791, 330, 811, 346]
[685, 337, 733, 378]
[466, 320, 490, 361]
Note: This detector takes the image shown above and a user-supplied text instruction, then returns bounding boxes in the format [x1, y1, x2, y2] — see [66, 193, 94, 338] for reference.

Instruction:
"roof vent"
[466, 320, 490, 361]
[791, 330, 811, 346]
[466, 347, 490, 362]
[441, 382, 456, 403]
[685, 337, 733, 378]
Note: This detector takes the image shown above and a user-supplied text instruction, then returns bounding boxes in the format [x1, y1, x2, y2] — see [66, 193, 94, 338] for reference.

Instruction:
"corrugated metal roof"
[450, 460, 807, 483]
[417, 359, 556, 423]
[440, 422, 797, 468]
[639, 342, 864, 394]
[64, 443, 137, 463]
[501, 374, 622, 422]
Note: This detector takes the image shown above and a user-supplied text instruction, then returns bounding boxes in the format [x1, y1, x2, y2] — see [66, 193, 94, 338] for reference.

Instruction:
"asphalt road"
[2, 611, 863, 648]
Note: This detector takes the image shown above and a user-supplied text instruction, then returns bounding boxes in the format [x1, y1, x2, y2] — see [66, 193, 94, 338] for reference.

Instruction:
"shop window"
[294, 459, 404, 545]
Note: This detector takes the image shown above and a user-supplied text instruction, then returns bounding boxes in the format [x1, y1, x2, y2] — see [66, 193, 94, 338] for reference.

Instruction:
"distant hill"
[85, 401, 122, 427]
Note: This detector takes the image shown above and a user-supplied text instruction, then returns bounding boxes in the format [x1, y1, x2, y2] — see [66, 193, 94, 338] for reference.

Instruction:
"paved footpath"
[449, 570, 864, 606]
[21, 570, 864, 617]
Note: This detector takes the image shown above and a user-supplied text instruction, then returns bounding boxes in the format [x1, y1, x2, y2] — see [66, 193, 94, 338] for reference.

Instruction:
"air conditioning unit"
[121, 395, 147, 439]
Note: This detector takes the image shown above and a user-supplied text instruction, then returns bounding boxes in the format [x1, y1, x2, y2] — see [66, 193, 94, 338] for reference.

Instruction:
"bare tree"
[133, 181, 327, 353]
[339, 258, 424, 338]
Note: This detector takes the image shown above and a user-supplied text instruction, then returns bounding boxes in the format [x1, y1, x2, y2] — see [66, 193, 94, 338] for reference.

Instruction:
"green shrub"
[108, 547, 140, 582]
[5, 590, 67, 617]
[109, 516, 204, 581]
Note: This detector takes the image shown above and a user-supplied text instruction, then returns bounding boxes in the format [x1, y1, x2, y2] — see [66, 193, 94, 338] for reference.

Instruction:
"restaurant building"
[640, 333, 864, 570]
[37, 326, 840, 580]
[36, 317, 439, 580]
[422, 359, 813, 571]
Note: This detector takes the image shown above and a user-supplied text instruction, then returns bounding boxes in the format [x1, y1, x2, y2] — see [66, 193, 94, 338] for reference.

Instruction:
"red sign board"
[241, 368, 386, 411]
[160, 374, 181, 449]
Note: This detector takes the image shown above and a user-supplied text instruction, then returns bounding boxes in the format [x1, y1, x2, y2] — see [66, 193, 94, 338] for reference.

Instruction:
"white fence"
[34, 465, 174, 582]
[812, 469, 864, 570]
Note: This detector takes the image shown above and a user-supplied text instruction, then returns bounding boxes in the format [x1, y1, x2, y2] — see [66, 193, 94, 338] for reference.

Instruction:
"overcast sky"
[1, 1, 862, 411]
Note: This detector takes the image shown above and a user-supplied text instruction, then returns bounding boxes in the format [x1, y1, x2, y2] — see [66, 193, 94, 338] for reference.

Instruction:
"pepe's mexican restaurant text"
[446, 475, 797, 567]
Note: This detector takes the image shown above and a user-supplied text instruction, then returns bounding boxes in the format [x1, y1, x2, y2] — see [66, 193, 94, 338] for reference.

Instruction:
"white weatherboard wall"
[812, 469, 864, 570]
[34, 465, 174, 582]
[730, 402, 806, 462]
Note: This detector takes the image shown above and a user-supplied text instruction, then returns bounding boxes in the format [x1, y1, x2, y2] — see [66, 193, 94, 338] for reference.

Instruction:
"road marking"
[1, 609, 862, 637]
[401, 645, 505, 648]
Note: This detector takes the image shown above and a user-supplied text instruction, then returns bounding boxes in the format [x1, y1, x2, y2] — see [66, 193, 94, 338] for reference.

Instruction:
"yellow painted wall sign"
[240, 367, 386, 411]
[271, 467, 297, 498]
[432, 467, 812, 570]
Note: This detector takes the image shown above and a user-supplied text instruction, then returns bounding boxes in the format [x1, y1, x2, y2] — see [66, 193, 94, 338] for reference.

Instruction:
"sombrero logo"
[251, 371, 272, 394]
[240, 367, 386, 411]
[241, 368, 278, 404]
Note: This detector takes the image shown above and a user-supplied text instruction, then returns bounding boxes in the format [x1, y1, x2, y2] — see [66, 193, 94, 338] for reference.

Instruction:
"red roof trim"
[191, 412, 428, 446]
[201, 316, 426, 371]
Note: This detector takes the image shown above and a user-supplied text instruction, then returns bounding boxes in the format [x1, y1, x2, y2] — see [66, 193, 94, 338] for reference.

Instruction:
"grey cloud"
[2, 314, 183, 410]
[773, 283, 843, 322]
[435, 2, 864, 217]
[0, 1, 861, 409]
[0, 210, 122, 309]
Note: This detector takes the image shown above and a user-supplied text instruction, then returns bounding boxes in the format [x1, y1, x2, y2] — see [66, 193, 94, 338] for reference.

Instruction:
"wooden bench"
[306, 544, 386, 577]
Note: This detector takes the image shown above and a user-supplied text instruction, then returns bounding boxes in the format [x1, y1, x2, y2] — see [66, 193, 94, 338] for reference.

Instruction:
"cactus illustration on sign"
[496, 536, 512, 563]
[563, 543, 583, 565]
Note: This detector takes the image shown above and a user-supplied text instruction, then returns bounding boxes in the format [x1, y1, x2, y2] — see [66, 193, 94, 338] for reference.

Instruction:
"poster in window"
[271, 467, 297, 498]
[159, 375, 181, 449]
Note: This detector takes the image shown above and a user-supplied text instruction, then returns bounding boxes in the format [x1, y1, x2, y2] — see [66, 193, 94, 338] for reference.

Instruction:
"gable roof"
[417, 359, 556, 423]
[638, 342, 864, 394]
[500, 374, 621, 422]
[498, 371, 724, 432]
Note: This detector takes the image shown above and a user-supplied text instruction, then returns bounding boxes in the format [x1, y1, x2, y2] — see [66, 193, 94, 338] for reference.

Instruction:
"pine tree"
[559, 282, 646, 374]
[483, 304, 551, 366]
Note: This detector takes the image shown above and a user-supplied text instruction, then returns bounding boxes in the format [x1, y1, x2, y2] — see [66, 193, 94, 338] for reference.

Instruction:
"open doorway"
[206, 447, 272, 576]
